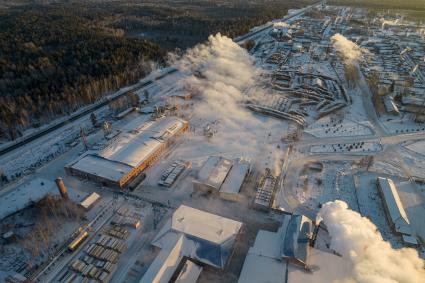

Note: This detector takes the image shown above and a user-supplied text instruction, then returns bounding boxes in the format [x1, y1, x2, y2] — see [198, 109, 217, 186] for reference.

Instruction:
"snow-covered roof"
[100, 117, 186, 168]
[70, 154, 132, 182]
[175, 260, 203, 283]
[195, 156, 250, 198]
[288, 249, 352, 283]
[0, 178, 58, 220]
[152, 205, 243, 269]
[101, 135, 162, 168]
[79, 192, 100, 210]
[220, 160, 250, 195]
[238, 223, 287, 283]
[238, 214, 313, 282]
[196, 156, 233, 190]
[68, 117, 187, 183]
[377, 177, 412, 235]
[197, 156, 221, 182]
[140, 235, 185, 283]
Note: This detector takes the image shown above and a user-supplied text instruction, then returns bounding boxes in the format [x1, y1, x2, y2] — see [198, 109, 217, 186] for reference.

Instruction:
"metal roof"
[220, 159, 250, 195]
[377, 177, 412, 235]
[152, 205, 242, 269]
[140, 236, 185, 283]
[100, 117, 186, 168]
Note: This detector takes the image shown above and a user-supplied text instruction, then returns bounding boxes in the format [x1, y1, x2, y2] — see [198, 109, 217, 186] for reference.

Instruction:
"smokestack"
[55, 177, 69, 199]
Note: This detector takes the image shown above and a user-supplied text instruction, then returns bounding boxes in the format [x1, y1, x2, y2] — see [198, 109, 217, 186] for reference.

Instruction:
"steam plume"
[317, 200, 425, 283]
[331, 33, 363, 62]
[174, 33, 283, 174]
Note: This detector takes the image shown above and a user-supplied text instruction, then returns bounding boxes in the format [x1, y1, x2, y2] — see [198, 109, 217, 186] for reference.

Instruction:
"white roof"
[70, 154, 132, 182]
[238, 214, 313, 282]
[152, 205, 243, 269]
[101, 135, 163, 167]
[197, 156, 221, 182]
[140, 236, 185, 283]
[79, 192, 100, 209]
[175, 260, 203, 283]
[157, 205, 242, 245]
[220, 160, 250, 195]
[207, 158, 233, 188]
[69, 117, 186, 182]
[288, 249, 351, 283]
[238, 249, 287, 283]
[377, 177, 412, 235]
[100, 117, 186, 168]
[238, 228, 286, 283]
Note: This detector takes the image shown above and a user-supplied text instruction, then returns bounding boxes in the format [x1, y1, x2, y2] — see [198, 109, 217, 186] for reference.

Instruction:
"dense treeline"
[111, 0, 313, 49]
[0, 0, 313, 140]
[328, 0, 425, 11]
[0, 6, 165, 140]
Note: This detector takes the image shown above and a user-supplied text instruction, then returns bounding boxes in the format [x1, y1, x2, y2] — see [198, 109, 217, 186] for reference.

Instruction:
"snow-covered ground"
[2, 3, 425, 282]
[305, 116, 373, 138]
[310, 141, 382, 154]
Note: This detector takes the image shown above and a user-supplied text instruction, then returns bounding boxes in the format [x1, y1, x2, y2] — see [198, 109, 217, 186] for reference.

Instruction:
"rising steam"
[317, 200, 425, 283]
[331, 33, 364, 62]
[174, 33, 283, 175]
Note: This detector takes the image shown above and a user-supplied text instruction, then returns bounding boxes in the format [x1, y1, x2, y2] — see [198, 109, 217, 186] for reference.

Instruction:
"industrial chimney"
[55, 177, 69, 199]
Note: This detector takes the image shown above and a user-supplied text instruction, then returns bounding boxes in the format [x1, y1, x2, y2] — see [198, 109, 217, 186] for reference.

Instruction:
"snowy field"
[310, 141, 382, 154]
[305, 116, 373, 138]
[405, 140, 425, 156]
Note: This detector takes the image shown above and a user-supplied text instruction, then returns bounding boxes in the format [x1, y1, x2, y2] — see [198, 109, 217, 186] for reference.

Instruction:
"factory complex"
[2, 2, 425, 283]
[66, 116, 188, 189]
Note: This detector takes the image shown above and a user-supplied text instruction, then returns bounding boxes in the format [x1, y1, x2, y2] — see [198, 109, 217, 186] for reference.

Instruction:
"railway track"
[0, 68, 177, 157]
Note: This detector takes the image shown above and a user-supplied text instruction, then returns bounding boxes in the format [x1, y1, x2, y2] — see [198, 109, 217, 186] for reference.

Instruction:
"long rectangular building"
[66, 117, 188, 189]
[376, 177, 417, 245]
[193, 156, 250, 201]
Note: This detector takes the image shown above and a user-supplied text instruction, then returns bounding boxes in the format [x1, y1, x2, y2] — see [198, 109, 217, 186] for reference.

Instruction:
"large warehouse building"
[140, 205, 243, 283]
[66, 116, 188, 189]
[376, 177, 418, 245]
[193, 156, 251, 201]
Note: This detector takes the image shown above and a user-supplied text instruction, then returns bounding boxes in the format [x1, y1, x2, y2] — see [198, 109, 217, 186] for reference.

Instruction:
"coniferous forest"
[0, 0, 313, 140]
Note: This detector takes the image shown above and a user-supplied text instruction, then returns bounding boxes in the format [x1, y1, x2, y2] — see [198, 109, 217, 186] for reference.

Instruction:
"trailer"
[68, 231, 89, 252]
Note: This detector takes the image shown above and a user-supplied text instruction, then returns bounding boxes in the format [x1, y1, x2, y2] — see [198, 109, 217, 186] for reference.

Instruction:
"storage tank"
[55, 177, 69, 199]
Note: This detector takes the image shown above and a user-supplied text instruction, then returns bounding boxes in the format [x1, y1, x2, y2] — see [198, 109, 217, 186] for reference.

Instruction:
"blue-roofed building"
[238, 214, 313, 283]
[146, 205, 243, 274]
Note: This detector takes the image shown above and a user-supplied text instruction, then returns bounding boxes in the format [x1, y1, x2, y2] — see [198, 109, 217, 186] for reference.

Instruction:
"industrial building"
[79, 192, 100, 210]
[376, 177, 418, 245]
[238, 214, 313, 283]
[193, 156, 250, 201]
[66, 117, 188, 189]
[140, 205, 243, 283]
[140, 236, 203, 283]
[253, 173, 276, 210]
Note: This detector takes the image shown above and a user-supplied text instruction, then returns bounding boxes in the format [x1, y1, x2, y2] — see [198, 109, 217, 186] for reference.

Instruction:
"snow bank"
[331, 33, 363, 62]
[317, 200, 425, 283]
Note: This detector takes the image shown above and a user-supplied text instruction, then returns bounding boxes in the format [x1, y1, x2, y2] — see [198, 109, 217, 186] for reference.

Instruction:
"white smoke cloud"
[331, 33, 364, 63]
[173, 33, 284, 175]
[176, 33, 257, 129]
[317, 200, 425, 283]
